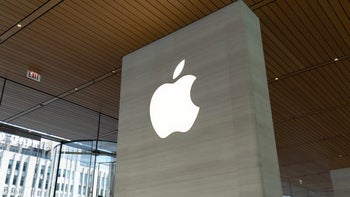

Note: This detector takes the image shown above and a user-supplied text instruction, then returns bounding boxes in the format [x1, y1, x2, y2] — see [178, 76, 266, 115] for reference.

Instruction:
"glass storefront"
[49, 140, 116, 197]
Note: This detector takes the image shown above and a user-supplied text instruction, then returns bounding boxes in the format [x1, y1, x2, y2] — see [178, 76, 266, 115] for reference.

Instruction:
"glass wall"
[49, 140, 116, 197]
[0, 130, 59, 197]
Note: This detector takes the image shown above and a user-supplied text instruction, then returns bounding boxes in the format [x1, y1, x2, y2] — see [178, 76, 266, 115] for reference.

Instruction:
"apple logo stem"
[150, 59, 200, 138]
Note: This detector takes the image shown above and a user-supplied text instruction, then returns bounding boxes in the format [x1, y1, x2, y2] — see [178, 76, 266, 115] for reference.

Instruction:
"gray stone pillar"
[331, 167, 350, 197]
[115, 1, 282, 196]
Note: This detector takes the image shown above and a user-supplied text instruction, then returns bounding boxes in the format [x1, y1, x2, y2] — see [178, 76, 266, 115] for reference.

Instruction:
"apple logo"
[150, 59, 200, 138]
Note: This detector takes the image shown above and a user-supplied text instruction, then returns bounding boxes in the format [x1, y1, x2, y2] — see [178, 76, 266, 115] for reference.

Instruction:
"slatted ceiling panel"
[65, 75, 120, 118]
[69, 2, 150, 49]
[12, 99, 100, 140]
[134, 0, 181, 30]
[0, 1, 36, 32]
[0, 44, 83, 95]
[184, 1, 211, 18]
[275, 111, 350, 147]
[117, 1, 171, 35]
[255, 15, 313, 69]
[278, 1, 337, 62]
[334, 0, 350, 36]
[86, 2, 158, 44]
[324, 137, 350, 156]
[307, 67, 350, 105]
[204, 0, 223, 9]
[155, 1, 197, 22]
[48, 8, 130, 56]
[106, 1, 168, 39]
[271, 4, 327, 64]
[46, 4, 131, 56]
[318, 65, 350, 104]
[311, 1, 350, 55]
[223, 0, 236, 5]
[1, 29, 117, 78]
[260, 22, 305, 71]
[148, 1, 189, 27]
[243, 0, 257, 6]
[262, 42, 297, 75]
[270, 80, 321, 114]
[330, 156, 350, 169]
[301, 0, 350, 56]
[0, 80, 52, 120]
[269, 102, 293, 122]
[98, 114, 118, 142]
[211, 0, 226, 7]
[176, 0, 205, 18]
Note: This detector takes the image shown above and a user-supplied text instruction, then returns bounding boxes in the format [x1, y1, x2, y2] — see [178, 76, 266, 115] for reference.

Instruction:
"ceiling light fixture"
[299, 179, 303, 184]
[274, 77, 279, 80]
[334, 58, 339, 61]
[339, 154, 343, 158]
[17, 24, 22, 28]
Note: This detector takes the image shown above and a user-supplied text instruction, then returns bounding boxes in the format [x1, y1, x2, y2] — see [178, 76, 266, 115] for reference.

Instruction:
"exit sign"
[26, 70, 41, 82]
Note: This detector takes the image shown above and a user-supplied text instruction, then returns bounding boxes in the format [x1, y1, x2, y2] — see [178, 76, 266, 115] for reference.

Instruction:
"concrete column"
[115, 1, 282, 196]
[331, 167, 350, 197]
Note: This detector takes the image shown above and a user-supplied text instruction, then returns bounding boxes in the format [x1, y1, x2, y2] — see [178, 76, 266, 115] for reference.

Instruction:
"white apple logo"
[150, 59, 200, 138]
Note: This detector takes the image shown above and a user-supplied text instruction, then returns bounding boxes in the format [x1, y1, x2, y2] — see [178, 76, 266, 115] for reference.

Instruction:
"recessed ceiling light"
[17, 24, 22, 27]
[339, 154, 343, 158]
[112, 70, 116, 74]
[74, 88, 78, 91]
[334, 58, 339, 61]
[274, 77, 279, 80]
[299, 179, 303, 184]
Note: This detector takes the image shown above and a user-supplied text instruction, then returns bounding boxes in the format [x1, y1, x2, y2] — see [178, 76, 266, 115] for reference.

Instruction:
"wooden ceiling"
[1, 0, 349, 195]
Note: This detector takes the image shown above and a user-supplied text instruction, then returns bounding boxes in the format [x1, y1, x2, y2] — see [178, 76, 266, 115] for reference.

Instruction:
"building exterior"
[0, 132, 114, 197]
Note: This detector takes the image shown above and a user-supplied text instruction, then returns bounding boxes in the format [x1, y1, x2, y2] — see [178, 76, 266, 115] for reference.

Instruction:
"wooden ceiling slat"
[152, 1, 193, 26]
[114, 1, 170, 36]
[266, 3, 322, 65]
[82, 1, 157, 44]
[124, 0, 176, 33]
[317, 0, 350, 54]
[283, 76, 326, 112]
[101, 1, 162, 40]
[263, 48, 291, 75]
[260, 23, 304, 69]
[0, 3, 32, 32]
[282, 0, 335, 61]
[220, 0, 235, 6]
[328, 1, 350, 50]
[166, 0, 201, 21]
[326, 63, 350, 103]
[197, 0, 219, 11]
[243, 0, 257, 7]
[61, 2, 144, 50]
[307, 70, 344, 106]
[188, 1, 212, 15]
[255, 10, 310, 68]
[269, 100, 294, 122]
[177, 0, 206, 18]
[135, 0, 181, 30]
[302, 0, 347, 57]
[265, 66, 276, 79]
[269, 82, 309, 115]
[339, 0, 350, 23]
[1, 26, 117, 81]
[209, 0, 226, 8]
[148, 0, 189, 27]
[34, 9, 129, 57]
[262, 36, 299, 74]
